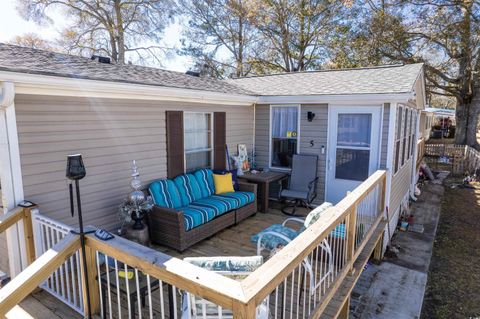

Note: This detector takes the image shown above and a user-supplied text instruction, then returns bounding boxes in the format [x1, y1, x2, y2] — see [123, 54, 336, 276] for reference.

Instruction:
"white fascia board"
[0, 71, 257, 106]
[257, 93, 414, 105]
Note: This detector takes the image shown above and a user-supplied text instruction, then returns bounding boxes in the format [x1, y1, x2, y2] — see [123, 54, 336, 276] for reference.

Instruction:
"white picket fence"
[32, 210, 84, 314]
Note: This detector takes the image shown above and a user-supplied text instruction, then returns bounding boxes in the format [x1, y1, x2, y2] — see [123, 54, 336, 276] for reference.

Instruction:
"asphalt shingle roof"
[0, 43, 253, 95]
[0, 43, 423, 97]
[228, 63, 424, 96]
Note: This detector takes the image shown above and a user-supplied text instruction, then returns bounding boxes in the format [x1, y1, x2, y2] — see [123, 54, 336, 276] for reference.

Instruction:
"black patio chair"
[280, 154, 319, 216]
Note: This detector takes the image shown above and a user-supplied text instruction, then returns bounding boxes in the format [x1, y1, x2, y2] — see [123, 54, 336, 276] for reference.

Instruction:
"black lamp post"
[66, 154, 93, 319]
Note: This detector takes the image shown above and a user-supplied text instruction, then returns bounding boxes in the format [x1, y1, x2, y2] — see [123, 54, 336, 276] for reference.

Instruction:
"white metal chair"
[253, 202, 338, 296]
[181, 256, 269, 319]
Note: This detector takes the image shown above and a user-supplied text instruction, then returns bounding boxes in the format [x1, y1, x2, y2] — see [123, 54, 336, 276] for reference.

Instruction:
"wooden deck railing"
[0, 206, 37, 267]
[0, 170, 387, 319]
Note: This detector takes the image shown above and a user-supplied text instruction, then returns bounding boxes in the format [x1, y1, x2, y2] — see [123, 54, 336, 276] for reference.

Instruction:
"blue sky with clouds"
[0, 0, 192, 72]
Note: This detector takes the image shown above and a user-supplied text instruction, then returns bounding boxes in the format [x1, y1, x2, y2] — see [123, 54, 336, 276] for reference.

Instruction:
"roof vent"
[185, 70, 200, 77]
[91, 55, 111, 64]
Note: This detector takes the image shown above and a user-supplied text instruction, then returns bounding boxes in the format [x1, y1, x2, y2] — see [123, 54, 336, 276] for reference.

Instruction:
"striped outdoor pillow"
[149, 179, 182, 209]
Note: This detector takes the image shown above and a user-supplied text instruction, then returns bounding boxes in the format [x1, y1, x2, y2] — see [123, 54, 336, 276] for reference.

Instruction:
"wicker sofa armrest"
[238, 181, 257, 195]
[148, 205, 186, 247]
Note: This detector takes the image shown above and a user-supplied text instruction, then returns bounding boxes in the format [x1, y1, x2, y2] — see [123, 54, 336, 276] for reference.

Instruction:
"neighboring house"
[419, 109, 434, 141]
[0, 43, 426, 276]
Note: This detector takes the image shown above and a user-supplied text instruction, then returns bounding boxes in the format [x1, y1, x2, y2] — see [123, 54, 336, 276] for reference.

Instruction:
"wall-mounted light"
[307, 111, 315, 122]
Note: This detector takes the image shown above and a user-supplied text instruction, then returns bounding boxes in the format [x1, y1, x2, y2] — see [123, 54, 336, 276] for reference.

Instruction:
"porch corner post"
[232, 301, 256, 319]
[80, 243, 100, 316]
[0, 81, 29, 277]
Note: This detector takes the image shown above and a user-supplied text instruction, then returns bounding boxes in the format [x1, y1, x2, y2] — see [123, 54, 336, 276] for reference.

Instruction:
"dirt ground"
[421, 178, 480, 318]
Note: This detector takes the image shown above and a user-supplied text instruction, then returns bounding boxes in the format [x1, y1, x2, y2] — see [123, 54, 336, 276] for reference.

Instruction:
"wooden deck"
[7, 206, 310, 319]
[157, 205, 309, 259]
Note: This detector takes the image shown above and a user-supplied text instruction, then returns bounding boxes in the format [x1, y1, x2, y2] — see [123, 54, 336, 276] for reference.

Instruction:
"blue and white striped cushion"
[173, 175, 195, 206]
[186, 174, 203, 201]
[149, 179, 182, 209]
[209, 195, 240, 210]
[216, 191, 255, 207]
[191, 197, 231, 216]
[182, 205, 217, 231]
[193, 168, 215, 197]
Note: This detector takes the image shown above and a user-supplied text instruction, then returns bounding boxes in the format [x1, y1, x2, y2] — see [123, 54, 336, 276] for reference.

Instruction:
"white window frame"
[183, 111, 214, 172]
[269, 104, 301, 171]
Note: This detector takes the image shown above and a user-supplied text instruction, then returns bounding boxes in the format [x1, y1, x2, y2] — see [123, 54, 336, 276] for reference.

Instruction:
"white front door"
[326, 106, 382, 204]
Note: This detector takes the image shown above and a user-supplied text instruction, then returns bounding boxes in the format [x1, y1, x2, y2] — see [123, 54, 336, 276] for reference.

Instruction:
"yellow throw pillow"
[213, 173, 235, 194]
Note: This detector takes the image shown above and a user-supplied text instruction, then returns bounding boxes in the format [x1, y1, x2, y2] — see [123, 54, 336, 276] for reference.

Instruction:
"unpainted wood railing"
[0, 170, 387, 319]
[0, 206, 37, 268]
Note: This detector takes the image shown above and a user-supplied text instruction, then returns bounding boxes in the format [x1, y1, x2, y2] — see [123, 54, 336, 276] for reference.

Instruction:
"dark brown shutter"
[166, 111, 184, 178]
[213, 112, 226, 170]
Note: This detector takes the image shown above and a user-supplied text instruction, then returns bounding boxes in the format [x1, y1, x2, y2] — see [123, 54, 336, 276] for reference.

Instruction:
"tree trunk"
[455, 97, 480, 149]
[115, 0, 125, 64]
[110, 35, 118, 63]
[466, 94, 480, 148]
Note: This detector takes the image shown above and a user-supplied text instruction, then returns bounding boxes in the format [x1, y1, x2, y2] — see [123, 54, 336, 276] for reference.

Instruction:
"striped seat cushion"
[149, 179, 182, 209]
[215, 191, 255, 208]
[191, 197, 232, 216]
[182, 205, 218, 231]
[193, 168, 215, 198]
[174, 174, 203, 207]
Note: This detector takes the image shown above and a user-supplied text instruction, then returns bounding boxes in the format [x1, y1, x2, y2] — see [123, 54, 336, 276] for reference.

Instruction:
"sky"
[0, 0, 193, 72]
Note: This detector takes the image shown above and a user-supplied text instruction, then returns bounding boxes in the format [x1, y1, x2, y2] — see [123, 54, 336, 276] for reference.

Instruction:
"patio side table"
[238, 171, 288, 213]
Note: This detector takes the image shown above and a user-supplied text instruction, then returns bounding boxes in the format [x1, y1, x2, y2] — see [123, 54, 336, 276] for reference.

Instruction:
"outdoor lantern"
[307, 111, 316, 122]
[66, 154, 86, 180]
[66, 154, 93, 319]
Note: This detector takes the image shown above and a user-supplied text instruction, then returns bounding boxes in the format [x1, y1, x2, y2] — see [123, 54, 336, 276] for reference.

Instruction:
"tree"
[179, 0, 257, 78]
[8, 33, 55, 50]
[17, 0, 176, 64]
[334, 0, 480, 147]
[246, 0, 349, 73]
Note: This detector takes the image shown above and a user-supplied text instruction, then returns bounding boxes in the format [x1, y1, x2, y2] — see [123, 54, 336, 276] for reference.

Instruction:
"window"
[407, 109, 412, 160]
[401, 108, 408, 165]
[410, 111, 416, 157]
[394, 106, 417, 174]
[394, 106, 403, 173]
[270, 106, 299, 169]
[184, 112, 212, 172]
[335, 114, 372, 181]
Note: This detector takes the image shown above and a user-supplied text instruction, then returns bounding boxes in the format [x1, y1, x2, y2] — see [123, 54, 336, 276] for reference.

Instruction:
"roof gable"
[228, 63, 424, 96]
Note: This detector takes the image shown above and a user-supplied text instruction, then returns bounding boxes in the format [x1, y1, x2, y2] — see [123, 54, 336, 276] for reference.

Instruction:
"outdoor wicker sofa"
[147, 168, 257, 251]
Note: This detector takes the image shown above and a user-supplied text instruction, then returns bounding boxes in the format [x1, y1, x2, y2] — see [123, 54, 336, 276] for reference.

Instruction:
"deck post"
[22, 207, 36, 266]
[338, 295, 350, 318]
[373, 233, 384, 262]
[80, 244, 100, 316]
[346, 206, 357, 274]
[232, 301, 256, 319]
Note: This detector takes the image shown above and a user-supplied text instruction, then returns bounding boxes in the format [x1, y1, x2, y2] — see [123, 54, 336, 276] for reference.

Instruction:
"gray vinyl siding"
[299, 105, 328, 204]
[14, 94, 254, 230]
[254, 103, 328, 203]
[254, 104, 270, 169]
[389, 159, 412, 218]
